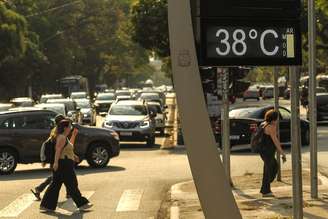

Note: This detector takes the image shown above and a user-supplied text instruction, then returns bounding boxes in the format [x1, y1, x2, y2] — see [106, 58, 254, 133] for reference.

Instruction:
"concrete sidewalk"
[159, 169, 328, 219]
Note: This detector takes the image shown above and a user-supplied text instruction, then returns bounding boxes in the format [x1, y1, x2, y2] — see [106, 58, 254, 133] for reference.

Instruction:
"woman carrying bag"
[260, 110, 287, 197]
[40, 120, 92, 212]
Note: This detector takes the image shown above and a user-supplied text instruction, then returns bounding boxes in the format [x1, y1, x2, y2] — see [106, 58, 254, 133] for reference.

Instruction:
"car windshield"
[148, 105, 162, 114]
[110, 105, 147, 115]
[97, 94, 115, 100]
[229, 108, 260, 118]
[75, 101, 90, 108]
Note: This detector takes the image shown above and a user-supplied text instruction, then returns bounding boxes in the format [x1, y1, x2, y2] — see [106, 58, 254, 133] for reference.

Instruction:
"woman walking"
[40, 120, 92, 212]
[260, 110, 287, 197]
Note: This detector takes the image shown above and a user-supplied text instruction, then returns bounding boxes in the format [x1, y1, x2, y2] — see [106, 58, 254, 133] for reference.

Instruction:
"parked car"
[74, 98, 97, 126]
[0, 103, 13, 112]
[70, 92, 88, 99]
[214, 106, 309, 150]
[0, 109, 120, 174]
[283, 87, 291, 100]
[10, 97, 34, 107]
[243, 88, 260, 101]
[147, 101, 166, 135]
[94, 93, 117, 116]
[102, 100, 156, 146]
[262, 86, 274, 99]
[34, 103, 66, 116]
[40, 94, 63, 103]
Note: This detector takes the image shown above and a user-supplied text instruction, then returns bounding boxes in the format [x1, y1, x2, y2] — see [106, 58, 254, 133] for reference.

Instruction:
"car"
[147, 101, 166, 135]
[0, 103, 13, 112]
[243, 88, 260, 101]
[40, 94, 63, 103]
[0, 109, 120, 174]
[306, 93, 328, 122]
[46, 98, 82, 123]
[94, 93, 117, 116]
[262, 86, 274, 99]
[138, 93, 163, 106]
[115, 90, 132, 100]
[214, 106, 309, 150]
[10, 97, 34, 107]
[283, 87, 291, 100]
[102, 100, 156, 147]
[34, 103, 66, 116]
[74, 98, 97, 126]
[70, 92, 88, 99]
[135, 90, 166, 106]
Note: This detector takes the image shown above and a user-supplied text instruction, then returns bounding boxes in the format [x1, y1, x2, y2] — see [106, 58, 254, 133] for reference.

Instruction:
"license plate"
[120, 132, 133, 136]
[230, 135, 240, 140]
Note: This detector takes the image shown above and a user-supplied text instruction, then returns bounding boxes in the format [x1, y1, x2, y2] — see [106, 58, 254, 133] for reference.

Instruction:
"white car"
[147, 102, 166, 135]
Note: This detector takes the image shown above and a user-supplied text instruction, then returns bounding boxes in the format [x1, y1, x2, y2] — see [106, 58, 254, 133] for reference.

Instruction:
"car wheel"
[0, 149, 17, 175]
[86, 144, 111, 168]
[302, 129, 310, 146]
[146, 135, 156, 147]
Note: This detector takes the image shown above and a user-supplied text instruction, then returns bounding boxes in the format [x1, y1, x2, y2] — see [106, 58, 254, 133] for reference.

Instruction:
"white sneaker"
[79, 203, 93, 211]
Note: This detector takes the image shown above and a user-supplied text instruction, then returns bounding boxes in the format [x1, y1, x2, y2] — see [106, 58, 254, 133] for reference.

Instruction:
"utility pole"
[290, 66, 303, 219]
[273, 67, 281, 181]
[308, 0, 318, 199]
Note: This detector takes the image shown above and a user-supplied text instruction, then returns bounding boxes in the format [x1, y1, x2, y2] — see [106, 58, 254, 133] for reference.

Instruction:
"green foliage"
[0, 2, 27, 64]
[131, 0, 169, 58]
[0, 0, 156, 100]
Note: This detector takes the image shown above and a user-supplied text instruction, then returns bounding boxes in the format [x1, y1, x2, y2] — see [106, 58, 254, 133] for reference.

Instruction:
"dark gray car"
[0, 109, 120, 174]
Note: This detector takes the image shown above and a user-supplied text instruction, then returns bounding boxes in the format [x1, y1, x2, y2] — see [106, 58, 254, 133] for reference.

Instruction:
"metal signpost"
[308, 0, 318, 199]
[273, 67, 282, 181]
[290, 66, 303, 219]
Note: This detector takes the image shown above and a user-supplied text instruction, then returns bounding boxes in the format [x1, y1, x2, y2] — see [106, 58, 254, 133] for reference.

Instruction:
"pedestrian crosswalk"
[0, 189, 149, 218]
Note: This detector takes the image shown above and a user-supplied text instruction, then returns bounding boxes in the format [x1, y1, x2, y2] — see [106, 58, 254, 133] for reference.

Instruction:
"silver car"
[102, 100, 156, 146]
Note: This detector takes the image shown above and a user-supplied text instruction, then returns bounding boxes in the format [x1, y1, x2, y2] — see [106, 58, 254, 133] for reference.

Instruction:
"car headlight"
[103, 121, 114, 128]
[140, 120, 150, 128]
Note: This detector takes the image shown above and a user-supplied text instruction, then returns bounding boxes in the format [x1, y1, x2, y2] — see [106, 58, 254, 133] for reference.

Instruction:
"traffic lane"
[0, 140, 190, 218]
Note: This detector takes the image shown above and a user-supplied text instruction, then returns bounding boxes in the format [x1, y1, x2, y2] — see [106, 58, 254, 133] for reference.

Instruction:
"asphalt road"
[1, 95, 328, 219]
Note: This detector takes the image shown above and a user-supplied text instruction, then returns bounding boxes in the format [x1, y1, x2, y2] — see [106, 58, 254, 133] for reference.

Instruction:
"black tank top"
[262, 132, 276, 156]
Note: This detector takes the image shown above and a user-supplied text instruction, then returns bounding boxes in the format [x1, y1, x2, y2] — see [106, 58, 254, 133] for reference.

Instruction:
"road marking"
[116, 189, 143, 212]
[0, 194, 35, 217]
[57, 191, 95, 216]
[170, 206, 180, 219]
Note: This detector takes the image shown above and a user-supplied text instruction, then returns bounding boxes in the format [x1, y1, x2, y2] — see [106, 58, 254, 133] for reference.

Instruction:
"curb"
[167, 170, 328, 219]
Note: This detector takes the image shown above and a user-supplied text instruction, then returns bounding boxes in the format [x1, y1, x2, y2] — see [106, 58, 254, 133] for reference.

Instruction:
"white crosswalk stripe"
[0, 194, 35, 217]
[0, 191, 95, 218]
[116, 189, 144, 212]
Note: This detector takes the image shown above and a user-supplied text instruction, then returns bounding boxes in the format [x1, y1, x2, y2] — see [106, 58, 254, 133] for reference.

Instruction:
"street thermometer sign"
[194, 0, 302, 66]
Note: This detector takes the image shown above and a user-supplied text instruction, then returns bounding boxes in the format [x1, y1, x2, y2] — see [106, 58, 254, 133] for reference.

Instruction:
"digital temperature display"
[200, 21, 302, 66]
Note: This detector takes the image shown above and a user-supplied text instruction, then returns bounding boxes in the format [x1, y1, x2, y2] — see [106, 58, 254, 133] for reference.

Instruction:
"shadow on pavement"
[0, 165, 125, 181]
[40, 208, 93, 219]
[120, 143, 161, 151]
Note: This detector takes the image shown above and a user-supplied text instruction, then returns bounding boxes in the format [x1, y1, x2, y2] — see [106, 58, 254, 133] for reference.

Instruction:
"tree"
[131, 0, 169, 58]
[0, 2, 28, 65]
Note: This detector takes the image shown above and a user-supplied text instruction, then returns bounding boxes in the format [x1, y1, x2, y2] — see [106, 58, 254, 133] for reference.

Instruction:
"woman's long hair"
[264, 109, 279, 123]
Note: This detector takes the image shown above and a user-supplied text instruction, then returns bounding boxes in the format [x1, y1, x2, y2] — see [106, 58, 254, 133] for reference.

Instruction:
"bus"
[58, 75, 89, 98]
